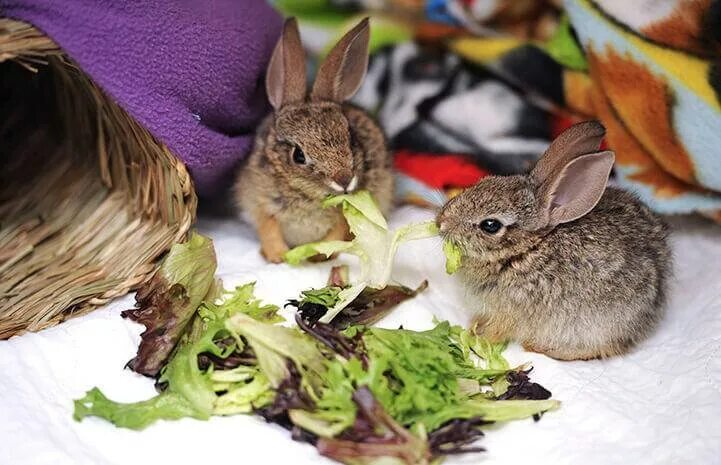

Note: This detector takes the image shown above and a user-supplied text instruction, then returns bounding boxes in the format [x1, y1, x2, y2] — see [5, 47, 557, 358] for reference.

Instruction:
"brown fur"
[235, 18, 393, 262]
[438, 122, 671, 361]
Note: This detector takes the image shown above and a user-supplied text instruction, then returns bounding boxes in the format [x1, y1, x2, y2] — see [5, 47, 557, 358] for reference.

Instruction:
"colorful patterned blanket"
[277, 0, 721, 219]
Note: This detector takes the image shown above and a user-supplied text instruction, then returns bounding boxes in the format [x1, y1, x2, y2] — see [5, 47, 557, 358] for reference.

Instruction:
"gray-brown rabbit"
[437, 121, 671, 361]
[235, 18, 394, 262]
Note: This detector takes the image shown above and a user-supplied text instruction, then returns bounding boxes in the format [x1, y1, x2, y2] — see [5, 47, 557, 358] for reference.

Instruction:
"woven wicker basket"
[0, 19, 197, 339]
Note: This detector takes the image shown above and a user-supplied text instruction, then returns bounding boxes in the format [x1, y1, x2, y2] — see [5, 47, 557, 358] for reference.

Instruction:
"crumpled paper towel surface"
[1, 207, 720, 465]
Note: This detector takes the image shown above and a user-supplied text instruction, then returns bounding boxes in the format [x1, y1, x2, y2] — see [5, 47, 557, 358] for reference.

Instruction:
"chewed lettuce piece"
[285, 191, 439, 322]
[380, 220, 438, 285]
[443, 240, 463, 274]
[284, 240, 355, 265]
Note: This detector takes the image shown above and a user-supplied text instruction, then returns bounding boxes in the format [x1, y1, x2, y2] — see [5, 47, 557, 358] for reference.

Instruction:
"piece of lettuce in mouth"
[284, 190, 439, 323]
[443, 240, 463, 275]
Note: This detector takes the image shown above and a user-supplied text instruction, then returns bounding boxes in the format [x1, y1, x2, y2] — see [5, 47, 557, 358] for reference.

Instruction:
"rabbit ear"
[532, 120, 606, 185]
[266, 18, 307, 110]
[311, 17, 370, 102]
[537, 151, 615, 226]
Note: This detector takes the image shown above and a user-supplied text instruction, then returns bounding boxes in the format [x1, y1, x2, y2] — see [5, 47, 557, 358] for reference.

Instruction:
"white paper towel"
[1, 207, 720, 465]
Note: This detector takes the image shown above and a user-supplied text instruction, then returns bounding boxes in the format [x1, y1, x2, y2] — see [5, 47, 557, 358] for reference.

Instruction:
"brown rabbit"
[437, 121, 671, 361]
[235, 17, 394, 262]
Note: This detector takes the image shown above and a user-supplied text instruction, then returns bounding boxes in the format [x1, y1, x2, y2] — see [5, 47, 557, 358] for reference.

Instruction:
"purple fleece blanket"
[0, 0, 282, 197]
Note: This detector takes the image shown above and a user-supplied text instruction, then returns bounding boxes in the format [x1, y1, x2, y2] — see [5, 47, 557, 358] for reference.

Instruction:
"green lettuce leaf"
[284, 240, 355, 266]
[417, 398, 560, 431]
[73, 388, 201, 430]
[322, 190, 388, 230]
[319, 282, 367, 324]
[73, 283, 281, 429]
[300, 287, 343, 308]
[213, 372, 274, 415]
[225, 312, 327, 389]
[443, 240, 463, 275]
[286, 191, 439, 321]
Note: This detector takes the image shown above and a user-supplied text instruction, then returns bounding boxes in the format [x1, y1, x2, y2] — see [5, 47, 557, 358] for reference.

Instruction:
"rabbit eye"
[478, 219, 503, 234]
[292, 145, 306, 164]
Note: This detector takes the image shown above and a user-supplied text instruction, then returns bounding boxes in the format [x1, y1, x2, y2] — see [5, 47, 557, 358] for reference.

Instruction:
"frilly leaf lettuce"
[73, 282, 283, 428]
[75, 270, 559, 462]
[213, 373, 274, 415]
[224, 312, 326, 388]
[300, 287, 343, 308]
[121, 232, 217, 376]
[319, 283, 367, 324]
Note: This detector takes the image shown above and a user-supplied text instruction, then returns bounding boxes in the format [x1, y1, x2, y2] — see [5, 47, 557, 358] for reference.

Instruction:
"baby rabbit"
[235, 18, 394, 262]
[437, 121, 671, 361]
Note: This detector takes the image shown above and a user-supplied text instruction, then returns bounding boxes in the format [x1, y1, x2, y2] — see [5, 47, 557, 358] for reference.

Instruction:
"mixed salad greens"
[73, 192, 558, 465]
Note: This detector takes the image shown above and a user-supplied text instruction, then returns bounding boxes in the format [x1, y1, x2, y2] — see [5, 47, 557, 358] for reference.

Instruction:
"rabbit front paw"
[471, 315, 511, 343]
[260, 241, 289, 264]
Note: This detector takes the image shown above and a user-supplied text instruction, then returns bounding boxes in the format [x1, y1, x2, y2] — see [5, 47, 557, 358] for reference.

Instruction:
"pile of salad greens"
[74, 192, 558, 465]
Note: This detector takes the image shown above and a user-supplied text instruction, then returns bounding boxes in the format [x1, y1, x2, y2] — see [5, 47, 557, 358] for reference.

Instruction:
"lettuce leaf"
[319, 283, 368, 324]
[299, 287, 343, 308]
[284, 241, 355, 266]
[442, 240, 463, 275]
[224, 312, 327, 388]
[330, 281, 428, 328]
[285, 191, 438, 321]
[73, 388, 201, 430]
[322, 191, 388, 230]
[76, 278, 559, 462]
[121, 232, 217, 376]
[73, 283, 282, 429]
[316, 387, 431, 465]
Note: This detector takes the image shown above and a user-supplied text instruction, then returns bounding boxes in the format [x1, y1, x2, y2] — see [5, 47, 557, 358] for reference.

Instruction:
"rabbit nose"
[330, 173, 357, 193]
[334, 173, 353, 188]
